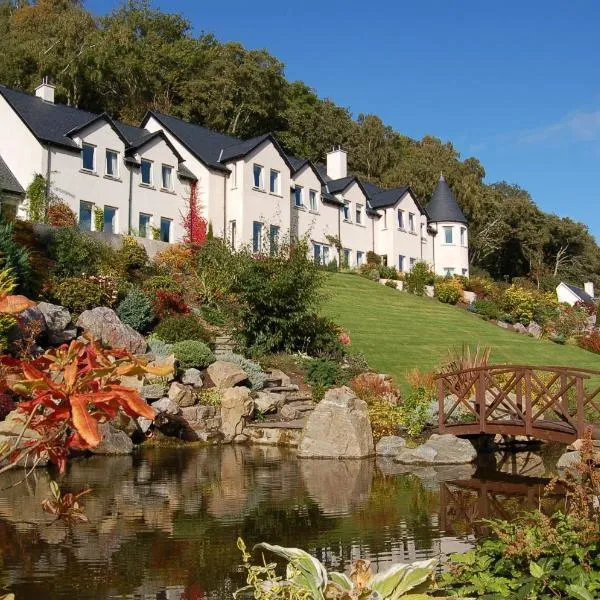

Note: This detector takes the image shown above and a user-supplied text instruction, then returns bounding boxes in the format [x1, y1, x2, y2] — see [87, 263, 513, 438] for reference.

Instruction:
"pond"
[0, 444, 564, 599]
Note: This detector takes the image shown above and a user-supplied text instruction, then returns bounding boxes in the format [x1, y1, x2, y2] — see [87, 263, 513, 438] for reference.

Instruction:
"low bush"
[366, 250, 381, 266]
[49, 275, 118, 314]
[118, 236, 148, 273]
[146, 335, 174, 358]
[463, 275, 493, 297]
[379, 265, 397, 280]
[305, 358, 344, 400]
[350, 372, 401, 405]
[369, 401, 404, 440]
[578, 330, 600, 354]
[116, 288, 155, 332]
[49, 227, 108, 278]
[172, 340, 215, 371]
[549, 304, 590, 339]
[152, 290, 189, 318]
[405, 261, 432, 296]
[153, 314, 212, 344]
[435, 279, 462, 304]
[400, 387, 432, 436]
[47, 202, 77, 227]
[384, 279, 397, 289]
[0, 314, 16, 353]
[0, 219, 34, 295]
[471, 298, 500, 320]
[368, 268, 380, 281]
[142, 275, 185, 296]
[221, 352, 267, 390]
[574, 299, 596, 316]
[154, 243, 195, 275]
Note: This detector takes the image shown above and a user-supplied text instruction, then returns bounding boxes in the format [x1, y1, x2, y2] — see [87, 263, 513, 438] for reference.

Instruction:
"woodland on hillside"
[1, 0, 599, 288]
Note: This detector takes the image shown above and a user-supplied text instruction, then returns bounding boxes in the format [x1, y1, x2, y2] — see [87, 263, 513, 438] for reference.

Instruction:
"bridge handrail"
[433, 364, 600, 380]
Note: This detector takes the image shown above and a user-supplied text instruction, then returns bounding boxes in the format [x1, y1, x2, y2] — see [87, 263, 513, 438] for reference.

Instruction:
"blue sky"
[88, 0, 600, 239]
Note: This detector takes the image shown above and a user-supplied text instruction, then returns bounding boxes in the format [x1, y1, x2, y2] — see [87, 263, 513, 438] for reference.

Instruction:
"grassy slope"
[322, 273, 600, 389]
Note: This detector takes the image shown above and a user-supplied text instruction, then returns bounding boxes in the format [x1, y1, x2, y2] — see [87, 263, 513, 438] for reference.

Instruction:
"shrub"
[471, 298, 500, 320]
[116, 288, 155, 332]
[369, 401, 404, 440]
[464, 275, 493, 297]
[49, 227, 108, 277]
[0, 393, 15, 421]
[153, 314, 212, 344]
[152, 290, 189, 318]
[306, 358, 343, 389]
[435, 279, 462, 304]
[366, 251, 381, 266]
[0, 314, 16, 353]
[384, 279, 398, 289]
[498, 284, 539, 325]
[550, 304, 590, 339]
[118, 236, 148, 273]
[221, 352, 267, 390]
[49, 275, 118, 314]
[142, 275, 185, 296]
[405, 261, 432, 296]
[172, 340, 215, 371]
[325, 258, 338, 272]
[0, 219, 34, 295]
[343, 352, 371, 380]
[574, 299, 596, 316]
[154, 243, 195, 274]
[350, 372, 401, 405]
[47, 201, 77, 227]
[379, 265, 397, 280]
[294, 314, 345, 360]
[368, 268, 380, 281]
[146, 334, 174, 358]
[400, 387, 432, 436]
[578, 330, 600, 354]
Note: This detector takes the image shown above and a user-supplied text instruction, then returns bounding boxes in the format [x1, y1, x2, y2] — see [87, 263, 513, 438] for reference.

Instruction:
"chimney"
[326, 146, 347, 180]
[35, 76, 55, 104]
[584, 282, 595, 299]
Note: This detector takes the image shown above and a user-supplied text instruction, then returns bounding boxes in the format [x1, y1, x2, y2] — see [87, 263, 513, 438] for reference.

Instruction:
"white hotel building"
[0, 81, 469, 277]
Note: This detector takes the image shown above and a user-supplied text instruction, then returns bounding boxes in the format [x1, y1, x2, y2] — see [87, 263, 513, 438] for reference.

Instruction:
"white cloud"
[518, 109, 600, 144]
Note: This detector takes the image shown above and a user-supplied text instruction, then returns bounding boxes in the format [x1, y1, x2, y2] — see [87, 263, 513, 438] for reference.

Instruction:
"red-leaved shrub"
[0, 393, 15, 421]
[152, 290, 189, 319]
[578, 330, 600, 354]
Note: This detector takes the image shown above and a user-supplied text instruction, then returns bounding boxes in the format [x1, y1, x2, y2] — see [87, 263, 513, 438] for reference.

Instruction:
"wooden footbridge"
[435, 365, 600, 443]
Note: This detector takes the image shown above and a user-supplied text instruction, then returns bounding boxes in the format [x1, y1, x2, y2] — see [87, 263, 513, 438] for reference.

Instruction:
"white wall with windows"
[430, 220, 469, 277]
[337, 182, 372, 266]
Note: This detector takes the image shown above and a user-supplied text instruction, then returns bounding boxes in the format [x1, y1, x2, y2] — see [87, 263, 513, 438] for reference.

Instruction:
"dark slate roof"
[125, 130, 184, 162]
[321, 190, 344, 206]
[368, 186, 410, 209]
[564, 283, 595, 303]
[326, 176, 355, 194]
[219, 133, 271, 162]
[287, 155, 308, 172]
[177, 163, 198, 181]
[0, 156, 24, 194]
[143, 110, 239, 172]
[427, 174, 467, 223]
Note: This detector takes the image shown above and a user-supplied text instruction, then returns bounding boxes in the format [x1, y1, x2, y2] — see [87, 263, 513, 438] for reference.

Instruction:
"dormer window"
[82, 143, 95, 172]
[141, 159, 153, 185]
[343, 201, 350, 221]
[105, 150, 119, 178]
[161, 164, 173, 191]
[253, 164, 264, 189]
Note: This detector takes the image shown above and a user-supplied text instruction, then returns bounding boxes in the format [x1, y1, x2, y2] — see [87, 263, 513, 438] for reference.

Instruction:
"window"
[444, 267, 455, 277]
[323, 245, 330, 264]
[294, 185, 303, 207]
[253, 164, 264, 189]
[409, 212, 415, 233]
[313, 243, 329, 265]
[139, 213, 151, 238]
[343, 248, 351, 267]
[79, 201, 92, 231]
[269, 225, 280, 255]
[230, 220, 237, 248]
[382, 209, 387, 229]
[252, 221, 263, 253]
[409, 257, 417, 270]
[397, 210, 404, 229]
[381, 255, 388, 267]
[356, 204, 363, 224]
[82, 144, 95, 172]
[460, 227, 466, 246]
[343, 201, 350, 221]
[357, 251, 364, 266]
[269, 169, 280, 194]
[104, 206, 117, 234]
[309, 190, 318, 212]
[161, 165, 173, 190]
[443, 226, 453, 244]
[231, 163, 238, 189]
[398, 255, 405, 272]
[105, 150, 118, 177]
[160, 218, 171, 243]
[141, 159, 153, 185]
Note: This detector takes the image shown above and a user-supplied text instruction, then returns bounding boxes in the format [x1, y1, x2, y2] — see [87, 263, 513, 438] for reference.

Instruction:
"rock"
[207, 361, 249, 389]
[527, 321, 543, 339]
[91, 423, 133, 455]
[376, 435, 406, 456]
[280, 404, 302, 421]
[462, 291, 477, 304]
[119, 375, 144, 390]
[146, 354, 176, 382]
[497, 321, 510, 329]
[181, 368, 203, 389]
[513, 322, 527, 334]
[254, 391, 281, 414]
[153, 397, 181, 416]
[9, 305, 46, 344]
[76, 307, 146, 354]
[140, 383, 167, 400]
[137, 417, 153, 433]
[0, 410, 49, 466]
[233, 433, 249, 444]
[557, 451, 581, 470]
[37, 302, 76, 345]
[284, 391, 313, 403]
[393, 434, 476, 465]
[181, 405, 216, 422]
[168, 382, 195, 407]
[266, 369, 292, 387]
[220, 387, 254, 441]
[297, 386, 374, 459]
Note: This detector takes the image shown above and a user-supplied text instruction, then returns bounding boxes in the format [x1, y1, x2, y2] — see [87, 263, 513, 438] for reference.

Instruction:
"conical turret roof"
[427, 174, 467, 224]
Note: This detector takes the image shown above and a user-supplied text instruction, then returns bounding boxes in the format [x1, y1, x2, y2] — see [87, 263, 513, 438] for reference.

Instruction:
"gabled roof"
[142, 110, 237, 172]
[219, 133, 293, 171]
[125, 130, 184, 162]
[66, 112, 131, 146]
[562, 283, 595, 304]
[427, 174, 467, 224]
[287, 156, 326, 184]
[177, 163, 198, 182]
[0, 156, 24, 195]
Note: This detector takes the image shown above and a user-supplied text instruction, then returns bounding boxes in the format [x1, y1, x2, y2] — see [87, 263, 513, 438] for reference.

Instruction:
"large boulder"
[376, 435, 406, 456]
[90, 423, 133, 455]
[297, 387, 374, 459]
[254, 391, 281, 414]
[181, 368, 204, 389]
[207, 361, 248, 390]
[220, 387, 254, 442]
[76, 307, 146, 354]
[168, 382, 195, 408]
[527, 321, 543, 339]
[37, 302, 77, 345]
[393, 433, 477, 465]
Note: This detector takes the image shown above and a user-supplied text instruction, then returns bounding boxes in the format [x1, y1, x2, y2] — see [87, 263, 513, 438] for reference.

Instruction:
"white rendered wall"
[430, 221, 469, 276]
[338, 181, 372, 265]
[556, 284, 580, 306]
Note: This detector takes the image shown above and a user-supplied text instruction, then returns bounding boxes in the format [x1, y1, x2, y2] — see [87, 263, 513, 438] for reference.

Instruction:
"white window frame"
[443, 226, 454, 245]
[309, 189, 318, 212]
[141, 159, 153, 186]
[409, 257, 417, 270]
[79, 200, 93, 231]
[460, 227, 467, 246]
[138, 212, 151, 238]
[269, 169, 280, 194]
[397, 209, 405, 230]
[82, 143, 96, 172]
[409, 212, 415, 233]
[294, 185, 303, 207]
[105, 149, 119, 178]
[231, 162, 238, 189]
[252, 221, 263, 253]
[253, 164, 264, 190]
[269, 224, 280, 254]
[343, 201, 351, 221]
[161, 164, 174, 191]
[382, 209, 387, 229]
[356, 204, 363, 224]
[357, 251, 364, 266]
[398, 255, 405, 272]
[230, 220, 237, 248]
[160, 217, 172, 243]
[103, 205, 118, 234]
[444, 267, 455, 277]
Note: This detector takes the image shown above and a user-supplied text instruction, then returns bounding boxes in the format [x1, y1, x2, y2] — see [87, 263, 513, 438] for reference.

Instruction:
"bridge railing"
[434, 365, 600, 443]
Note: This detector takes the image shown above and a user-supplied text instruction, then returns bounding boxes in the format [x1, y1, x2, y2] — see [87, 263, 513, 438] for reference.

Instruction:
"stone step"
[264, 384, 299, 393]
[283, 391, 313, 403]
[285, 401, 315, 412]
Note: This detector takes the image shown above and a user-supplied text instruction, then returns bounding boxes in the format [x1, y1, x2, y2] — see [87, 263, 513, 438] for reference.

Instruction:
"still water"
[0, 445, 563, 599]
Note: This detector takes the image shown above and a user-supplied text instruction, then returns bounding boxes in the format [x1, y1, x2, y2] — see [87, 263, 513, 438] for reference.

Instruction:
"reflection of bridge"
[435, 365, 600, 443]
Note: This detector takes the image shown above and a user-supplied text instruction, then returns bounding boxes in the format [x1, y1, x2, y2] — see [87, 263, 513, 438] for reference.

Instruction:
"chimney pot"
[326, 147, 347, 180]
[35, 78, 55, 104]
[584, 282, 595, 299]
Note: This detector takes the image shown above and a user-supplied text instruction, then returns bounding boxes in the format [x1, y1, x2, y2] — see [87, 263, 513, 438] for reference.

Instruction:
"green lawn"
[322, 273, 600, 390]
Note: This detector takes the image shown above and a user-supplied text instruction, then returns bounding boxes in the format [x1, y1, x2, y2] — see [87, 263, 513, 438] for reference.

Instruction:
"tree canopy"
[0, 0, 598, 288]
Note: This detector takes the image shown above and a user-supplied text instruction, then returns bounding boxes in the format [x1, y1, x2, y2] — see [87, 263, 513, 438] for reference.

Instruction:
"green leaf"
[529, 562, 544, 579]
[328, 572, 353, 591]
[370, 558, 436, 599]
[566, 584, 594, 600]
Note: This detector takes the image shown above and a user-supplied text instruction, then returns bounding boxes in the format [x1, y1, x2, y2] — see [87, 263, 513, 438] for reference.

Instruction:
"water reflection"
[0, 445, 561, 600]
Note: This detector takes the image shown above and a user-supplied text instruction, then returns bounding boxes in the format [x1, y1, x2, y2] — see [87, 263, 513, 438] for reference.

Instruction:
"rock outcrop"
[393, 434, 477, 465]
[76, 307, 146, 354]
[207, 361, 248, 389]
[37, 302, 77, 344]
[91, 423, 133, 455]
[220, 387, 253, 442]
